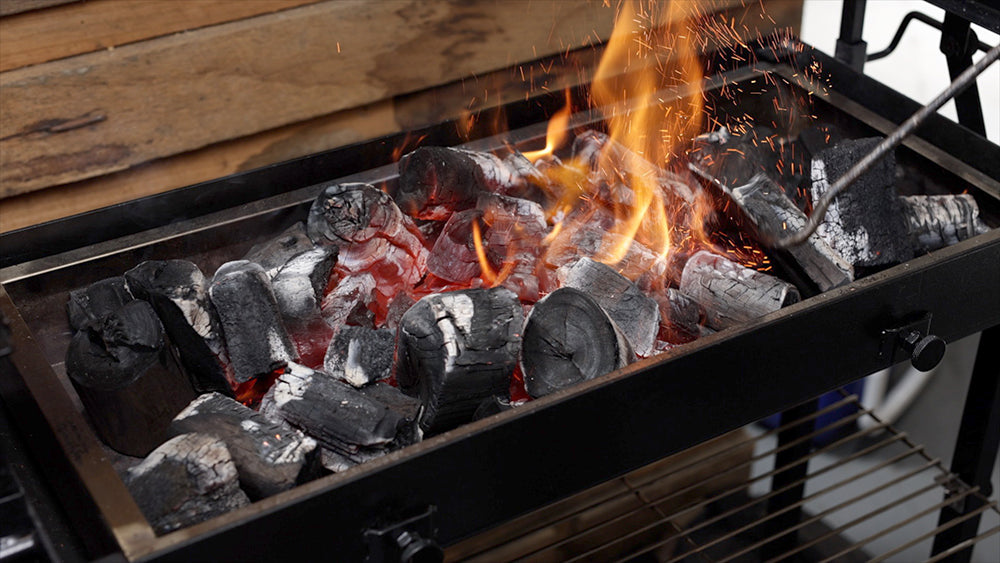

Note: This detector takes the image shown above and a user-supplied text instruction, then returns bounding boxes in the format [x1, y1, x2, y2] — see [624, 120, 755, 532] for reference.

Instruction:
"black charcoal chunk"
[271, 247, 338, 322]
[126, 433, 250, 535]
[395, 287, 522, 434]
[472, 396, 514, 420]
[67, 277, 133, 331]
[210, 261, 297, 384]
[124, 260, 232, 396]
[359, 382, 421, 424]
[900, 194, 990, 252]
[170, 393, 321, 500]
[323, 326, 395, 388]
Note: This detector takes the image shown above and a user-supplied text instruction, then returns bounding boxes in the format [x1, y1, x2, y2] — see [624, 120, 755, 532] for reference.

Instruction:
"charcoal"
[558, 258, 660, 357]
[679, 251, 800, 330]
[729, 174, 854, 291]
[479, 193, 548, 302]
[66, 300, 196, 456]
[521, 287, 634, 398]
[243, 221, 315, 277]
[654, 288, 705, 342]
[542, 216, 669, 286]
[426, 209, 484, 283]
[124, 260, 232, 395]
[271, 247, 338, 322]
[126, 433, 250, 535]
[359, 382, 421, 424]
[472, 395, 514, 420]
[67, 276, 132, 331]
[323, 326, 395, 388]
[900, 194, 990, 252]
[395, 287, 522, 434]
[260, 364, 415, 463]
[210, 261, 297, 384]
[170, 393, 321, 499]
[321, 273, 376, 330]
[384, 292, 416, 331]
[810, 137, 913, 266]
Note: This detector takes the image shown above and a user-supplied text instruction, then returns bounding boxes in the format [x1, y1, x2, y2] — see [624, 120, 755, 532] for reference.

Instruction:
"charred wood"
[359, 382, 421, 426]
[323, 326, 395, 388]
[125, 433, 250, 535]
[679, 251, 800, 330]
[170, 393, 321, 500]
[426, 209, 485, 283]
[271, 247, 338, 322]
[472, 395, 515, 421]
[210, 261, 297, 385]
[395, 287, 522, 434]
[521, 287, 634, 399]
[66, 300, 196, 456]
[67, 276, 132, 332]
[384, 292, 416, 331]
[243, 221, 315, 277]
[654, 288, 706, 342]
[321, 273, 376, 330]
[900, 194, 990, 252]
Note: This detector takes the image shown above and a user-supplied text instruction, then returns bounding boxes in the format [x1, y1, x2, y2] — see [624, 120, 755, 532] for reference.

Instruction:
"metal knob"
[395, 530, 443, 563]
[899, 330, 946, 372]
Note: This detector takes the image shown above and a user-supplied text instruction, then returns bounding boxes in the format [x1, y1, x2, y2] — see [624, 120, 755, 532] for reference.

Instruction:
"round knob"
[900, 330, 946, 372]
[395, 530, 443, 563]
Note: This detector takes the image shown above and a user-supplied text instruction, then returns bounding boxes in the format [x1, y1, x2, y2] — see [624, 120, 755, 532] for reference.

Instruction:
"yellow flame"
[524, 91, 573, 162]
[471, 218, 497, 285]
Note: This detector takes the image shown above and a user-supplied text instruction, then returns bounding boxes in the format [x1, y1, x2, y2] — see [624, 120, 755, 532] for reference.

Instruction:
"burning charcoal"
[271, 247, 338, 322]
[472, 395, 514, 420]
[67, 276, 132, 331]
[384, 292, 416, 331]
[125, 260, 232, 396]
[323, 326, 395, 388]
[260, 364, 415, 463]
[727, 174, 854, 291]
[542, 217, 669, 287]
[396, 147, 546, 221]
[210, 261, 297, 385]
[125, 433, 250, 534]
[521, 287, 635, 399]
[243, 221, 315, 277]
[679, 251, 800, 331]
[66, 300, 197, 456]
[321, 273, 376, 330]
[395, 287, 522, 434]
[479, 193, 548, 301]
[900, 194, 990, 252]
[810, 138, 913, 266]
[426, 209, 484, 283]
[558, 258, 660, 357]
[654, 288, 706, 342]
[307, 182, 428, 307]
[170, 393, 321, 500]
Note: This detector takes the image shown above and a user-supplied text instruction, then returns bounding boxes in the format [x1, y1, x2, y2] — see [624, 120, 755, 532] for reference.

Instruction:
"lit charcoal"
[169, 393, 321, 500]
[259, 364, 416, 464]
[270, 247, 338, 322]
[653, 288, 706, 343]
[66, 300, 196, 457]
[727, 174, 854, 291]
[384, 292, 416, 331]
[67, 276, 132, 331]
[323, 326, 395, 388]
[426, 209, 484, 283]
[307, 182, 428, 307]
[125, 260, 233, 396]
[321, 273, 376, 330]
[479, 193, 548, 302]
[521, 287, 635, 399]
[125, 433, 250, 535]
[679, 251, 800, 331]
[900, 194, 990, 252]
[395, 287, 522, 434]
[396, 147, 547, 221]
[558, 258, 660, 357]
[210, 261, 297, 385]
[243, 221, 315, 277]
[810, 137, 913, 267]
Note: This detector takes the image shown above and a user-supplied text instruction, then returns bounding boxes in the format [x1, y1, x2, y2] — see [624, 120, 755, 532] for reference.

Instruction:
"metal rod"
[867, 503, 998, 563]
[763, 42, 1000, 249]
[926, 524, 1000, 563]
[867, 11, 993, 62]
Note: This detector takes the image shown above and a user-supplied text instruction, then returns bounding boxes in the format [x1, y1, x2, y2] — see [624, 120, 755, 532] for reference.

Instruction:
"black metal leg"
[835, 0, 868, 72]
[940, 13, 987, 136]
[931, 325, 1000, 561]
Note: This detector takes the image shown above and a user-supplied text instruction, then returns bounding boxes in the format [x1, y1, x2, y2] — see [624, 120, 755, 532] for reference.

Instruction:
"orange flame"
[471, 218, 497, 285]
[523, 90, 573, 162]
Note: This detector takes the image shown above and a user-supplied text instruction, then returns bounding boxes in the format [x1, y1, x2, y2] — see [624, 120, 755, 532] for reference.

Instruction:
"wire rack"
[447, 393, 1000, 562]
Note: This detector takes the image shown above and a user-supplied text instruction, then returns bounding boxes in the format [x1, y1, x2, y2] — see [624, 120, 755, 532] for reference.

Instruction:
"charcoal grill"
[2, 3, 999, 561]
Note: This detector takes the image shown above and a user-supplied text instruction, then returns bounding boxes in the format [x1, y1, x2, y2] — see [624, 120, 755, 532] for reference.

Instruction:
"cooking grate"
[450, 393, 1000, 562]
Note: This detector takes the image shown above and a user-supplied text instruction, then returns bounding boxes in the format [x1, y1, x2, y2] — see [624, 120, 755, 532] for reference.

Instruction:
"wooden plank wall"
[0, 0, 802, 233]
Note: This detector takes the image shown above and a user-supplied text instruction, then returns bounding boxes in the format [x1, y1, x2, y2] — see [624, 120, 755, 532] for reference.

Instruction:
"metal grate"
[449, 393, 1000, 562]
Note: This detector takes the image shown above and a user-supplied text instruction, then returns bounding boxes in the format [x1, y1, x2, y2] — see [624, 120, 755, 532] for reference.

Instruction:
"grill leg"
[931, 325, 1000, 561]
[939, 13, 987, 136]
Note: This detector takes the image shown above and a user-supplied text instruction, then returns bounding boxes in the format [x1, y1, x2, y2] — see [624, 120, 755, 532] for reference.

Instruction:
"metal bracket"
[879, 313, 947, 372]
[364, 506, 442, 563]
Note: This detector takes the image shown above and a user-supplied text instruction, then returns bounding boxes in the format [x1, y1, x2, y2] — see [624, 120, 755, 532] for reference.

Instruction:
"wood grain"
[0, 0, 79, 17]
[0, 0, 319, 72]
[0, 0, 617, 197]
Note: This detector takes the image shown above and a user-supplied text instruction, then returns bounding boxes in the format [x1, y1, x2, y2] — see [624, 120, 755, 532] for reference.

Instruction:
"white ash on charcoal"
[323, 326, 395, 388]
[426, 209, 486, 283]
[169, 393, 321, 500]
[653, 288, 706, 343]
[66, 299, 197, 456]
[900, 194, 990, 252]
[727, 174, 854, 291]
[307, 182, 428, 303]
[679, 251, 800, 331]
[396, 147, 548, 221]
[395, 287, 522, 434]
[260, 364, 417, 464]
[557, 257, 660, 357]
[125, 433, 250, 535]
[479, 193, 549, 301]
[242, 221, 315, 278]
[810, 137, 913, 267]
[67, 276, 133, 331]
[124, 260, 232, 395]
[321, 273, 376, 330]
[521, 287, 635, 399]
[270, 246, 338, 322]
[210, 261, 297, 385]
